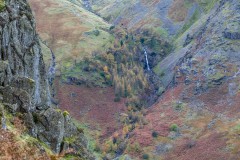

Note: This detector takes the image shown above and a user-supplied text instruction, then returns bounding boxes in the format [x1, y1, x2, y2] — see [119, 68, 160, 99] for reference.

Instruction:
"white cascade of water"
[144, 48, 150, 71]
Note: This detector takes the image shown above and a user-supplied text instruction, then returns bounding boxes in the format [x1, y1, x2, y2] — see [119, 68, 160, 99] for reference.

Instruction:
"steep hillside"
[23, 0, 240, 159]
[29, 0, 114, 72]
[118, 0, 240, 159]
[90, 0, 215, 35]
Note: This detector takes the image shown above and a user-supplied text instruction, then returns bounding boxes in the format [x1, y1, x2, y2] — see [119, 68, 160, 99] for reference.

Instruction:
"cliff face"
[0, 0, 93, 158]
[0, 0, 50, 108]
[127, 0, 240, 159]
[158, 0, 240, 92]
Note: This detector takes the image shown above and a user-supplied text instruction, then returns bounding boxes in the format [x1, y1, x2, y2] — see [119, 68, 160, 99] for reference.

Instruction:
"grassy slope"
[29, 0, 219, 74]
[0, 104, 52, 159]
[29, 0, 114, 71]
[91, 0, 219, 39]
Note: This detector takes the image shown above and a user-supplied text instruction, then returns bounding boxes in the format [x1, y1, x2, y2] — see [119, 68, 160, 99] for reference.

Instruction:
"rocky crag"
[0, 0, 93, 158]
[158, 0, 240, 95]
[127, 0, 240, 159]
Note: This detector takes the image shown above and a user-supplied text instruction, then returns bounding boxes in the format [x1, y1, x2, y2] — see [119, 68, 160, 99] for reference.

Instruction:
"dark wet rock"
[2, 103, 18, 114]
[186, 140, 196, 149]
[0, 86, 33, 112]
[224, 31, 240, 40]
[34, 108, 65, 153]
[184, 34, 194, 47]
[209, 58, 220, 65]
[10, 76, 35, 96]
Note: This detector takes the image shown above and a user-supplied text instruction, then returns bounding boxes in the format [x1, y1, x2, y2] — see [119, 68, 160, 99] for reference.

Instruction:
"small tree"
[109, 25, 115, 30]
[140, 38, 145, 44]
[170, 124, 179, 132]
[103, 66, 109, 73]
[120, 40, 124, 47]
[142, 153, 149, 159]
[152, 131, 158, 138]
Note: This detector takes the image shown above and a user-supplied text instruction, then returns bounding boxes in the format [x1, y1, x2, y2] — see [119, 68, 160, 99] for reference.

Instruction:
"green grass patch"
[61, 55, 111, 87]
[178, 9, 200, 36]
[170, 124, 179, 132]
[196, 0, 219, 13]
[0, 0, 5, 11]
[72, 119, 102, 158]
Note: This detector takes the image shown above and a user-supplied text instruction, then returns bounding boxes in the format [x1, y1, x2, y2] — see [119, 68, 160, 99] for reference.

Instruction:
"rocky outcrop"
[157, 0, 240, 93]
[0, 0, 50, 107]
[0, 0, 93, 158]
[223, 31, 240, 40]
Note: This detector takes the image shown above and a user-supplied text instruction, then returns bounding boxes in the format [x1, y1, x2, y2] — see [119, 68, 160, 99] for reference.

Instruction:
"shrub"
[186, 140, 196, 149]
[93, 30, 100, 36]
[133, 143, 140, 152]
[77, 127, 84, 133]
[63, 111, 69, 117]
[109, 25, 115, 30]
[170, 124, 179, 132]
[120, 40, 124, 47]
[174, 102, 183, 111]
[94, 144, 101, 152]
[160, 71, 165, 77]
[112, 137, 117, 144]
[114, 96, 121, 102]
[105, 74, 112, 84]
[142, 153, 149, 159]
[152, 131, 158, 138]
[0, 0, 5, 11]
[104, 15, 111, 21]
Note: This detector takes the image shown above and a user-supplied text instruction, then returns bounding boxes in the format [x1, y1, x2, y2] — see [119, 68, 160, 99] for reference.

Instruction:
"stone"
[224, 31, 240, 40]
[34, 108, 65, 153]
[155, 143, 173, 155]
[0, 0, 93, 158]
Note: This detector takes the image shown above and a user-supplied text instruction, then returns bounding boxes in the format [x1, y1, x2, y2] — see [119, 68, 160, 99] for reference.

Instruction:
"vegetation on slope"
[0, 103, 95, 160]
[29, 0, 114, 72]
[30, 0, 239, 159]
[0, 104, 51, 159]
[0, 0, 5, 11]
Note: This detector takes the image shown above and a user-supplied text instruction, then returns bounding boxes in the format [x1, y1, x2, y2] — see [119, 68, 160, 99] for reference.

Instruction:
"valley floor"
[55, 78, 127, 141]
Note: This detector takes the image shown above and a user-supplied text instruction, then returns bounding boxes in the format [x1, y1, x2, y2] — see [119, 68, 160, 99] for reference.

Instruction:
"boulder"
[34, 108, 65, 153]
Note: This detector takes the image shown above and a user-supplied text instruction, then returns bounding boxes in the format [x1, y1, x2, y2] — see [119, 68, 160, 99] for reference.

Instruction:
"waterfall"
[33, 49, 41, 105]
[144, 48, 150, 71]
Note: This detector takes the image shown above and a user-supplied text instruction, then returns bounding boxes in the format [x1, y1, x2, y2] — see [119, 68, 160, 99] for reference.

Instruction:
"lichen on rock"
[0, 0, 94, 158]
